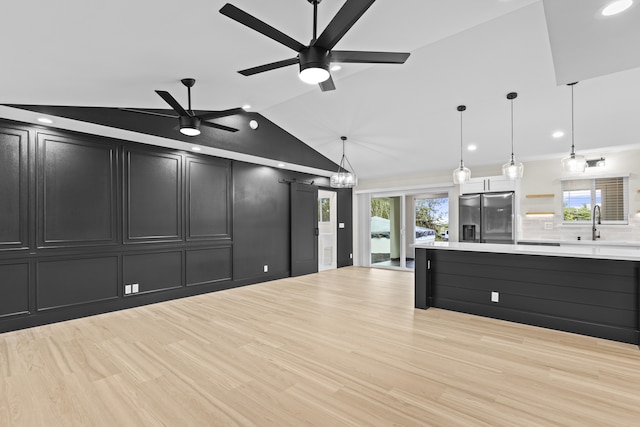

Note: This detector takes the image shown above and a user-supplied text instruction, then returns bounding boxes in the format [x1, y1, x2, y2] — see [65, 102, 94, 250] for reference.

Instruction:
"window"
[318, 197, 330, 222]
[562, 176, 627, 224]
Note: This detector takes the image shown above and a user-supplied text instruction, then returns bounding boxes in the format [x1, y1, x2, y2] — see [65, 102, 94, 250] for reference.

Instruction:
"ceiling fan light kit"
[179, 116, 201, 136]
[298, 47, 331, 84]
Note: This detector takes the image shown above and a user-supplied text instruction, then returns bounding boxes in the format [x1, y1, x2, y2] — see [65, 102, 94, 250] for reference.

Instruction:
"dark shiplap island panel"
[415, 245, 639, 345]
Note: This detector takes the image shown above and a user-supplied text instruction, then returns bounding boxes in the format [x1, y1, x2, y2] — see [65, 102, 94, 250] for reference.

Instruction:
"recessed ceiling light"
[467, 144, 477, 151]
[330, 65, 342, 71]
[602, 0, 633, 16]
[552, 130, 565, 138]
[37, 117, 53, 124]
[249, 120, 259, 130]
[242, 104, 251, 110]
[191, 146, 202, 151]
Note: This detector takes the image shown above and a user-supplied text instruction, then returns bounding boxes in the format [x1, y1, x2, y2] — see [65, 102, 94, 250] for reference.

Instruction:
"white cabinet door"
[460, 178, 486, 194]
[486, 176, 516, 192]
[460, 175, 517, 194]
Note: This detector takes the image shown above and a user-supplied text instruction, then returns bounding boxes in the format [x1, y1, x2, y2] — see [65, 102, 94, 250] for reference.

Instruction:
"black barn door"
[290, 183, 318, 276]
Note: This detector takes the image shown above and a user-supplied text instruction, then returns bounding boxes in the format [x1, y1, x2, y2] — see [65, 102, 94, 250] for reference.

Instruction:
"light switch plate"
[132, 283, 139, 293]
[124, 284, 132, 295]
[263, 265, 268, 273]
[339, 223, 345, 229]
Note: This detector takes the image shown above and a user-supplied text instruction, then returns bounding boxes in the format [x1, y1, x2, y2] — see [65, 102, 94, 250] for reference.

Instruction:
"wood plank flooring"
[1, 267, 640, 426]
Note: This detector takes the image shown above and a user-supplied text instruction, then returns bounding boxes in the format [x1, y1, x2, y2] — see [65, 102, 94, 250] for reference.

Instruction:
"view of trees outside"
[415, 197, 448, 241]
[563, 189, 600, 221]
[371, 198, 390, 219]
[319, 198, 330, 222]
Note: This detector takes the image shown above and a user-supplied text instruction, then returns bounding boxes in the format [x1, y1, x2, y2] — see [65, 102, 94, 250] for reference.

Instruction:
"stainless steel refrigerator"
[459, 192, 514, 243]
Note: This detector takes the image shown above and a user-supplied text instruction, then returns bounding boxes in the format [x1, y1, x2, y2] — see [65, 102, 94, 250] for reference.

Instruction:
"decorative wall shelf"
[525, 194, 555, 198]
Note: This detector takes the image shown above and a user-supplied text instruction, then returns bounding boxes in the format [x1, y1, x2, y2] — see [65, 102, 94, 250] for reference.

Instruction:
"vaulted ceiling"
[1, 0, 639, 180]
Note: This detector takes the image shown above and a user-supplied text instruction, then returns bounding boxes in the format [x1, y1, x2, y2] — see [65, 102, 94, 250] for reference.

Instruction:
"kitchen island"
[414, 242, 639, 346]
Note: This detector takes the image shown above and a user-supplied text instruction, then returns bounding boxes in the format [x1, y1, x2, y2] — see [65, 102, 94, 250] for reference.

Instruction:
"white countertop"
[413, 241, 640, 261]
[518, 239, 640, 248]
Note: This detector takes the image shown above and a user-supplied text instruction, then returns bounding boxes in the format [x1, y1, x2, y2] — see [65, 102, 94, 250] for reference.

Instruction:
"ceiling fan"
[123, 78, 243, 136]
[219, 0, 410, 92]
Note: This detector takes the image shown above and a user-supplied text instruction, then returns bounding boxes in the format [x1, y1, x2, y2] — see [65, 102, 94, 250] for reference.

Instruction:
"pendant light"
[502, 92, 524, 179]
[561, 82, 587, 173]
[452, 105, 471, 184]
[330, 136, 357, 188]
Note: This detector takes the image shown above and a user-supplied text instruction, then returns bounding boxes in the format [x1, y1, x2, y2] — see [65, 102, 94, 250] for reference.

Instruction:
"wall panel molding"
[36, 132, 118, 248]
[186, 156, 232, 241]
[124, 148, 183, 244]
[0, 126, 29, 250]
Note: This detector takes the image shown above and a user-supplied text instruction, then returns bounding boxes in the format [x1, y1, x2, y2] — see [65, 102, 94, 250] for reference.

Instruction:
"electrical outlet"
[349, 253, 353, 259]
[491, 291, 499, 303]
[132, 283, 139, 293]
[544, 222, 553, 230]
[263, 265, 268, 273]
[339, 222, 345, 229]
[124, 284, 132, 295]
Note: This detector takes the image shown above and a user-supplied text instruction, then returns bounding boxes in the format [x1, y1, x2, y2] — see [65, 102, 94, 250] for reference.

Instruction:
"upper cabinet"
[460, 175, 518, 194]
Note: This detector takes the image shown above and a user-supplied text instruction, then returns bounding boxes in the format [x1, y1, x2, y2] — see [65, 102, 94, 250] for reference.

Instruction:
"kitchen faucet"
[592, 205, 601, 240]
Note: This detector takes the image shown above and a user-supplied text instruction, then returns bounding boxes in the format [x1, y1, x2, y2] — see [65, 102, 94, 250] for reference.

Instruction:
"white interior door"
[318, 190, 337, 271]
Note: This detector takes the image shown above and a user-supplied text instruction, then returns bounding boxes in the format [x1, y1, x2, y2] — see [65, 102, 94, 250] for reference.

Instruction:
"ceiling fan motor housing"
[298, 46, 331, 74]
[179, 115, 201, 130]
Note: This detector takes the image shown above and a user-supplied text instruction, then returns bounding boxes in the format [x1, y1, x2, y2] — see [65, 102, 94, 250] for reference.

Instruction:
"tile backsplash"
[520, 214, 640, 242]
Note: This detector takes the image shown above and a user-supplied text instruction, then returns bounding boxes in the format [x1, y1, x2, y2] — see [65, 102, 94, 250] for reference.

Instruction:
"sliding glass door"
[363, 191, 450, 270]
[370, 196, 403, 268]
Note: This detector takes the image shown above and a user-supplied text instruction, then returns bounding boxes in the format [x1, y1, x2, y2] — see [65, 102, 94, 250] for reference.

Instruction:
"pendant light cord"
[457, 105, 466, 168]
[568, 82, 578, 156]
[510, 97, 514, 159]
[570, 83, 575, 155]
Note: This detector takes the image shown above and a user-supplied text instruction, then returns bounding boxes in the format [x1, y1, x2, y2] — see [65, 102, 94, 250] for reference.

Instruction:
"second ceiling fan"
[220, 0, 410, 92]
[124, 78, 244, 136]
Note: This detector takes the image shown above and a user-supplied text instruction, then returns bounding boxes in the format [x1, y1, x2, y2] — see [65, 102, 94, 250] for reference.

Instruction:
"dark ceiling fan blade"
[119, 108, 179, 118]
[314, 0, 376, 51]
[331, 50, 410, 64]
[220, 3, 306, 52]
[200, 121, 239, 133]
[239, 57, 299, 76]
[197, 108, 245, 121]
[319, 75, 336, 92]
[155, 90, 189, 116]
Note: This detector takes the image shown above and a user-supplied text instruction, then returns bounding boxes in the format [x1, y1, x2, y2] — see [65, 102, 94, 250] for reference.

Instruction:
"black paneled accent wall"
[0, 119, 353, 333]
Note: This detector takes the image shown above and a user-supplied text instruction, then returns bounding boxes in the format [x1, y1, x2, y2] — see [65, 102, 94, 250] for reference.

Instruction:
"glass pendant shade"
[453, 163, 471, 184]
[330, 136, 357, 188]
[502, 157, 524, 179]
[502, 92, 523, 180]
[561, 152, 587, 173]
[452, 105, 470, 184]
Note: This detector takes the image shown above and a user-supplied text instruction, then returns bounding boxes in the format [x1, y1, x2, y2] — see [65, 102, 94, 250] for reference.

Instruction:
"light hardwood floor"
[1, 267, 640, 426]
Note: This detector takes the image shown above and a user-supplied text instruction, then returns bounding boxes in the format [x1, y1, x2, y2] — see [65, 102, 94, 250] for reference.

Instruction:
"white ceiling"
[1, 0, 639, 180]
